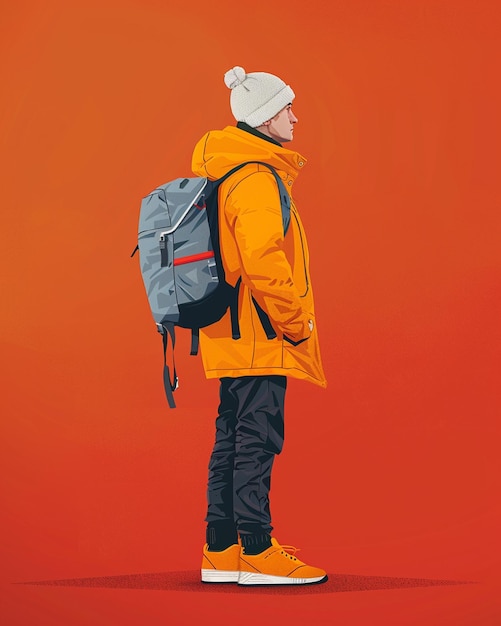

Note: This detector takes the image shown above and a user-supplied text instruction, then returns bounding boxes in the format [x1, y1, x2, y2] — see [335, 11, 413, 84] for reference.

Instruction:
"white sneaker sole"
[238, 572, 327, 586]
[201, 569, 239, 583]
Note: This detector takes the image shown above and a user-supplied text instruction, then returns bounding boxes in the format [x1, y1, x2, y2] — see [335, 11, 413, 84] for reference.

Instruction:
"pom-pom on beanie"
[224, 66, 295, 128]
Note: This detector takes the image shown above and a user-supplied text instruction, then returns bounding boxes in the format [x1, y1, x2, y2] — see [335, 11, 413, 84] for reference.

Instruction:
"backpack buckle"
[208, 259, 218, 279]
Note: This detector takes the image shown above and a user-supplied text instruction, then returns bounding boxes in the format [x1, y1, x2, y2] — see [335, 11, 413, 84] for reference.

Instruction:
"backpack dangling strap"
[190, 328, 200, 356]
[251, 297, 277, 340]
[158, 323, 178, 409]
[230, 278, 242, 340]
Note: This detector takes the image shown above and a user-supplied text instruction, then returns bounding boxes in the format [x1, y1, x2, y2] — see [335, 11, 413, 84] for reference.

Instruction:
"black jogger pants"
[206, 375, 287, 536]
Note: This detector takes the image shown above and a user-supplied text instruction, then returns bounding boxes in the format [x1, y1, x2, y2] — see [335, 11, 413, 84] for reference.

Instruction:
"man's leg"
[228, 376, 327, 585]
[203, 374, 327, 585]
[230, 375, 286, 553]
[205, 378, 239, 551]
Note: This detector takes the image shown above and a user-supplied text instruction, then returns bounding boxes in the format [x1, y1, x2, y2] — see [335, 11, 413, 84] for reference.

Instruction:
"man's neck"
[236, 121, 282, 147]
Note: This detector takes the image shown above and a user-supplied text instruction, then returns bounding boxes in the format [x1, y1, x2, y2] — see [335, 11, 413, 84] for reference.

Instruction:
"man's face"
[266, 104, 298, 143]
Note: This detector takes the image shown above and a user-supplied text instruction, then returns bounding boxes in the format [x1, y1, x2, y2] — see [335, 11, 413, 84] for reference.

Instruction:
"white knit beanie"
[224, 66, 295, 128]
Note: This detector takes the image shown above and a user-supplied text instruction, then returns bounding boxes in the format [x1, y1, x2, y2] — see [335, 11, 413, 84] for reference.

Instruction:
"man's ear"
[262, 120, 271, 126]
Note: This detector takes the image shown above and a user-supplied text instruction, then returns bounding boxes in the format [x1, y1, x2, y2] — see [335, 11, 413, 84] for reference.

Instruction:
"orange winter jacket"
[191, 125, 326, 388]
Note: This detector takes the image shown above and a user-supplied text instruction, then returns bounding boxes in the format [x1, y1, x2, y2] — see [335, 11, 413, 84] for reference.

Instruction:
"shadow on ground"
[17, 571, 475, 595]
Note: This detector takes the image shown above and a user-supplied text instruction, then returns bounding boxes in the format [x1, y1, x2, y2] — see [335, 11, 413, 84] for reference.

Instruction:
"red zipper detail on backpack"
[173, 251, 215, 266]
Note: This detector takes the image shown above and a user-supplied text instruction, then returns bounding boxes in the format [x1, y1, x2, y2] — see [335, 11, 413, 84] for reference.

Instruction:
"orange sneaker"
[238, 538, 328, 586]
[201, 543, 240, 583]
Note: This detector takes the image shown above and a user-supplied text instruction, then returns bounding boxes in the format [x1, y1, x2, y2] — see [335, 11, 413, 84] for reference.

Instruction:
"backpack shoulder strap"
[215, 162, 293, 343]
[215, 161, 291, 236]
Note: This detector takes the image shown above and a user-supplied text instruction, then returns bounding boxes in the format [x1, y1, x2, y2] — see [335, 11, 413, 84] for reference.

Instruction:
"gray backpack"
[132, 162, 291, 407]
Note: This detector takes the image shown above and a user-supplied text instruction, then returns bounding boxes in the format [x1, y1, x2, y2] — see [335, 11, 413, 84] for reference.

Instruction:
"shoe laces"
[279, 544, 301, 561]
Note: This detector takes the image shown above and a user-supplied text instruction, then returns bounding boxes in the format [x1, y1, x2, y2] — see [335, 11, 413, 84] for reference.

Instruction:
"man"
[192, 66, 327, 585]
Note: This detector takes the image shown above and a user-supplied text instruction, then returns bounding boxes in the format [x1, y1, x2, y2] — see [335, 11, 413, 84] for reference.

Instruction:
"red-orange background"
[1, 1, 500, 624]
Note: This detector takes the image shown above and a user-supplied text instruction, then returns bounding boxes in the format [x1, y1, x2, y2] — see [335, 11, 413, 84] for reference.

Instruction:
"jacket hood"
[192, 125, 307, 182]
